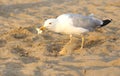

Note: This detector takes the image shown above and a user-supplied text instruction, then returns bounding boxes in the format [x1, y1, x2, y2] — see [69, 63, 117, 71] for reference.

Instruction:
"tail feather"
[101, 19, 112, 27]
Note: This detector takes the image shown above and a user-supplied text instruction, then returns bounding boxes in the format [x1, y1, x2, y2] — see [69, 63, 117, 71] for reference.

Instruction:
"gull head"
[43, 18, 57, 30]
[36, 18, 57, 34]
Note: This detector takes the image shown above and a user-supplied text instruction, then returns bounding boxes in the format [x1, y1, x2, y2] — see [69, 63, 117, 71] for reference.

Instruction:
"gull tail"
[100, 19, 112, 27]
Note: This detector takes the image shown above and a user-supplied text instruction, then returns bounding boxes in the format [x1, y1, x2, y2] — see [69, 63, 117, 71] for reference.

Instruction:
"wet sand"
[0, 0, 120, 76]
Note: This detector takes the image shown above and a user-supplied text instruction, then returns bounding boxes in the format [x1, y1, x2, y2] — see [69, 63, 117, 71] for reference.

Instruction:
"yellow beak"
[40, 26, 46, 31]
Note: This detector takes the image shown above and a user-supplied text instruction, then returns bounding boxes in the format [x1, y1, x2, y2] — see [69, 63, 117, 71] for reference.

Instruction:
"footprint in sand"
[12, 33, 27, 39]
[0, 39, 7, 47]
[11, 47, 39, 64]
[11, 47, 28, 57]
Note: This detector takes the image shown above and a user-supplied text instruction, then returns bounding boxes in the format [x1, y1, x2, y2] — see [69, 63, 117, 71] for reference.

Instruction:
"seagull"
[36, 13, 112, 51]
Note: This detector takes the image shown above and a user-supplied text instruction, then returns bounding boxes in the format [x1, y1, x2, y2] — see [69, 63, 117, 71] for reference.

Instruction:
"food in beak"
[36, 26, 46, 34]
[36, 28, 43, 34]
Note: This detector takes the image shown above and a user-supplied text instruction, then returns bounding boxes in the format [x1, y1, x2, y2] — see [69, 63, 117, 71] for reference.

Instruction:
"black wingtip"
[101, 19, 112, 27]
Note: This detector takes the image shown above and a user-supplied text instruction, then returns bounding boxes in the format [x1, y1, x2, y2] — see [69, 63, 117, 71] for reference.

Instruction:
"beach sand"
[0, 0, 120, 76]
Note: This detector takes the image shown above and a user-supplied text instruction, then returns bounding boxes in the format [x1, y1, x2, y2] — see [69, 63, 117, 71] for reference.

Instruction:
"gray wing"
[68, 14, 103, 31]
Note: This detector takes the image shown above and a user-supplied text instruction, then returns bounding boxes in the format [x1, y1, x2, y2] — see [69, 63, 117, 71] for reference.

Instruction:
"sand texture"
[0, 0, 120, 76]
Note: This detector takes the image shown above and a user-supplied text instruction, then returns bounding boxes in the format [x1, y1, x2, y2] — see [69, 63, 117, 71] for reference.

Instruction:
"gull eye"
[49, 22, 52, 24]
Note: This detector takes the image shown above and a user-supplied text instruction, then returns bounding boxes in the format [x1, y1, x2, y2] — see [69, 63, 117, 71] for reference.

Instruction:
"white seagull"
[36, 13, 112, 50]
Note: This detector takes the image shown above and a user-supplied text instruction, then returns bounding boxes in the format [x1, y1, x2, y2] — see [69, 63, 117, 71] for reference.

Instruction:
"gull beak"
[36, 26, 46, 34]
[40, 26, 46, 31]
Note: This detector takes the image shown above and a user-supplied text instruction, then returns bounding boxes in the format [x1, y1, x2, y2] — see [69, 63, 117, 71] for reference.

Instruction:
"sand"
[0, 0, 120, 76]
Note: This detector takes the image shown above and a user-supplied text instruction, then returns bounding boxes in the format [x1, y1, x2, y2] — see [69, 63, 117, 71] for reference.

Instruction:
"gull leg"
[80, 35, 84, 49]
